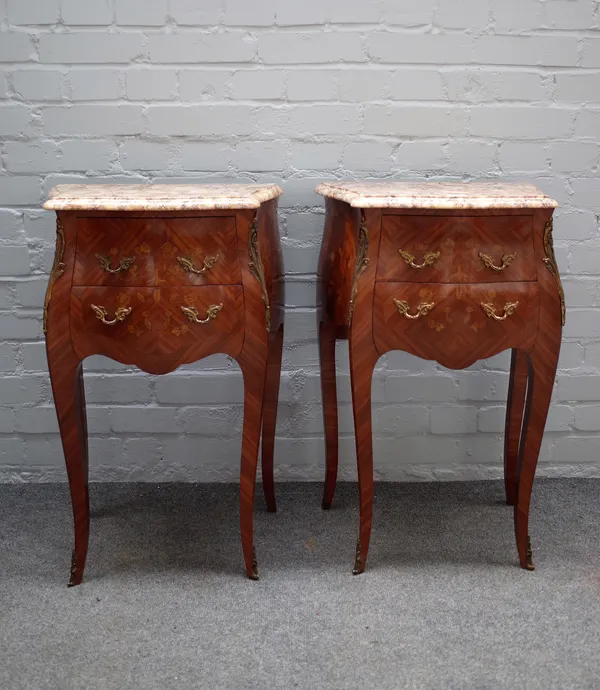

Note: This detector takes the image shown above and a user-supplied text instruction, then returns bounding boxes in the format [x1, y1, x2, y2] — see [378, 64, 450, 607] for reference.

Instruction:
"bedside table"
[316, 181, 564, 574]
[43, 183, 284, 585]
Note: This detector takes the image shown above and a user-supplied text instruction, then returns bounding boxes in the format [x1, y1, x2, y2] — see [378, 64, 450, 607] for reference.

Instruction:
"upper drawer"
[73, 216, 240, 286]
[376, 214, 536, 283]
[157, 217, 241, 286]
[73, 217, 161, 286]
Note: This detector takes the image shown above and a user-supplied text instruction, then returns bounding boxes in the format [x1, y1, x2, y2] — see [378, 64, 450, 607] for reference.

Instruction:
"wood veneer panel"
[377, 214, 536, 283]
[373, 281, 539, 369]
[159, 217, 241, 286]
[70, 286, 244, 375]
[74, 216, 241, 287]
[73, 217, 162, 286]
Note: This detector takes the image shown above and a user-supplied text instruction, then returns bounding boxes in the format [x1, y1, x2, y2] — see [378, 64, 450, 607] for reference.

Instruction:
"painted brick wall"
[0, 0, 599, 483]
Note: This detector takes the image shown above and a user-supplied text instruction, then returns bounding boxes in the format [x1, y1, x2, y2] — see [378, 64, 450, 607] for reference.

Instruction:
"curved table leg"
[47, 350, 89, 587]
[504, 348, 529, 506]
[261, 324, 284, 513]
[320, 320, 339, 510]
[349, 337, 379, 575]
[237, 343, 267, 581]
[515, 336, 560, 570]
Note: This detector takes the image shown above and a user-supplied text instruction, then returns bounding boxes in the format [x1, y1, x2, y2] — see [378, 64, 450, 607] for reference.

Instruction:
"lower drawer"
[373, 282, 539, 369]
[70, 286, 244, 374]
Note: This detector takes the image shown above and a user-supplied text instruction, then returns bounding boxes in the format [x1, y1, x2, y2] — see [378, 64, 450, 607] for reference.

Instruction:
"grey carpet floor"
[1, 480, 599, 690]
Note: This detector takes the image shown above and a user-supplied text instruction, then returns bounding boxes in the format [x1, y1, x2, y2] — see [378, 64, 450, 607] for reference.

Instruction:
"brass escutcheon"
[180, 303, 223, 324]
[91, 304, 132, 326]
[393, 298, 435, 319]
[177, 255, 219, 275]
[398, 249, 440, 269]
[481, 301, 519, 321]
[96, 254, 135, 274]
[479, 252, 516, 272]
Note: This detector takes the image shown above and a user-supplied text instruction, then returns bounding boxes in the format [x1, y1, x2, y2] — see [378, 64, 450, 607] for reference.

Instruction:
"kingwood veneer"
[43, 183, 284, 585]
[316, 181, 564, 574]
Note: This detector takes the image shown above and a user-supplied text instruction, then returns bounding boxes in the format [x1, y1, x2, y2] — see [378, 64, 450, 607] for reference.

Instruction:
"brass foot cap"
[526, 536, 535, 571]
[68, 550, 82, 587]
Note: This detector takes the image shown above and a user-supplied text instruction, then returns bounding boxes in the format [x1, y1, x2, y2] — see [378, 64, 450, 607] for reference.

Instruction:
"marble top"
[44, 183, 283, 211]
[315, 181, 558, 209]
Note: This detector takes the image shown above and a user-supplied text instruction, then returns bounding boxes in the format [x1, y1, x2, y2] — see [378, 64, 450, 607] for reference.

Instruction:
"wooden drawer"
[376, 214, 536, 283]
[373, 281, 539, 369]
[73, 216, 240, 287]
[70, 286, 244, 374]
[73, 218, 161, 286]
[158, 217, 241, 286]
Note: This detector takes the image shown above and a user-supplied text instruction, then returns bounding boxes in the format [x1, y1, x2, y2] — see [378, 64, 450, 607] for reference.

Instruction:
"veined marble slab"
[315, 181, 558, 209]
[44, 183, 284, 211]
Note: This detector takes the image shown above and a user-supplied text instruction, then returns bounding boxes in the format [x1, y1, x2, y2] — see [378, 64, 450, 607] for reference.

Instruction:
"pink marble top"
[44, 183, 283, 211]
[315, 181, 558, 209]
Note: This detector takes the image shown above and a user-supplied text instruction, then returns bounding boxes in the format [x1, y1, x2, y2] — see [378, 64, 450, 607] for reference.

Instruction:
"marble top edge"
[44, 183, 284, 211]
[315, 181, 558, 209]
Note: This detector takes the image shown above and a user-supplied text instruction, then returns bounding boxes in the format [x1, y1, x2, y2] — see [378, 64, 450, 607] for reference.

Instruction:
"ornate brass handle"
[90, 304, 132, 326]
[398, 249, 440, 269]
[481, 301, 519, 321]
[479, 252, 516, 272]
[96, 254, 135, 274]
[180, 303, 223, 324]
[177, 255, 219, 275]
[393, 298, 435, 319]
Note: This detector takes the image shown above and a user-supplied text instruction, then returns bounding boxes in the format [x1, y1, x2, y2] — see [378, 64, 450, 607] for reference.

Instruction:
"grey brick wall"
[1, 0, 599, 483]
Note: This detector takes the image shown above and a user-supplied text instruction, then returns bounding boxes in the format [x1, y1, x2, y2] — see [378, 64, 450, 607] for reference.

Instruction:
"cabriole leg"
[514, 338, 560, 571]
[261, 324, 284, 513]
[47, 351, 89, 587]
[237, 346, 267, 580]
[504, 349, 529, 506]
[349, 341, 378, 575]
[320, 320, 339, 510]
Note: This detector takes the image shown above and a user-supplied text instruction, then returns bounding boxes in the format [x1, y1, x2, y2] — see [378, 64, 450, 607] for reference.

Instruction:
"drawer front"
[377, 215, 536, 283]
[73, 216, 240, 287]
[373, 282, 539, 369]
[70, 286, 244, 373]
[73, 218, 162, 286]
[159, 217, 240, 286]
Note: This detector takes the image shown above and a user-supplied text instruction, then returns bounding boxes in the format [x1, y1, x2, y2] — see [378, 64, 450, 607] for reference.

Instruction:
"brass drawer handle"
[177, 255, 219, 275]
[96, 254, 135, 274]
[398, 249, 440, 269]
[393, 298, 435, 319]
[479, 252, 516, 272]
[481, 301, 519, 321]
[181, 303, 223, 324]
[91, 305, 132, 326]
